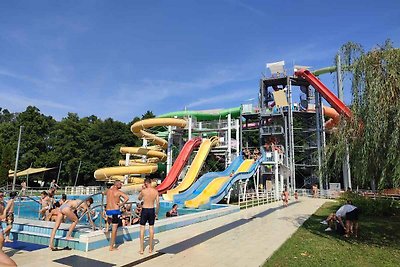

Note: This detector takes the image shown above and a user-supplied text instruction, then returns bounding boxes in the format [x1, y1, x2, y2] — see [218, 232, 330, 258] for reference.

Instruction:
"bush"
[339, 191, 400, 217]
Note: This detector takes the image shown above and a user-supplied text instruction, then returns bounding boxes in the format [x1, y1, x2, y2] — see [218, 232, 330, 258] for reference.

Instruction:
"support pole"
[56, 161, 62, 184]
[337, 55, 352, 190]
[166, 126, 173, 174]
[74, 160, 82, 187]
[235, 119, 240, 157]
[227, 113, 232, 164]
[274, 150, 279, 200]
[124, 153, 130, 184]
[188, 116, 192, 140]
[287, 77, 296, 193]
[315, 91, 323, 190]
[12, 126, 23, 191]
[26, 162, 33, 187]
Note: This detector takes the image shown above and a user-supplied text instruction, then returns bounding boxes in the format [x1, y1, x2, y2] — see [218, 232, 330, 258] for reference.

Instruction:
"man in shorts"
[138, 178, 159, 254]
[105, 180, 129, 251]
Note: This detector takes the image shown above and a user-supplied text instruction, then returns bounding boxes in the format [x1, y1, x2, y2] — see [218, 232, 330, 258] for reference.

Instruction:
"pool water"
[12, 194, 207, 227]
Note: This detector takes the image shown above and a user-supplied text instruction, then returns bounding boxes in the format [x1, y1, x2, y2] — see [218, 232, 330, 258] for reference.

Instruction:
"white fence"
[64, 186, 103, 195]
[238, 191, 278, 209]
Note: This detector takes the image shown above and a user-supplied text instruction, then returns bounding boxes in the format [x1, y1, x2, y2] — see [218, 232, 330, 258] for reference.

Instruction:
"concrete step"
[10, 230, 80, 249]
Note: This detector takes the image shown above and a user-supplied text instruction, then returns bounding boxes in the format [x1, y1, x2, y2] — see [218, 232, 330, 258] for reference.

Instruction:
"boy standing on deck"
[3, 192, 17, 243]
[138, 178, 159, 254]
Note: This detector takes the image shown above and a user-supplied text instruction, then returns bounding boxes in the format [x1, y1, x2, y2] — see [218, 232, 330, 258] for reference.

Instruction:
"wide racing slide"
[184, 158, 260, 208]
[163, 137, 219, 201]
[94, 118, 186, 191]
[156, 137, 202, 194]
[173, 155, 244, 204]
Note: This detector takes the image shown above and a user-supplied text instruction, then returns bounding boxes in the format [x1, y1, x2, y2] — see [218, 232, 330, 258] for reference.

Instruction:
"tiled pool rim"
[7, 204, 240, 251]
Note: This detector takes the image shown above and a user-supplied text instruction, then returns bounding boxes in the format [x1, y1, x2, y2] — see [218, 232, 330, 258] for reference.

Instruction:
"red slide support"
[156, 137, 202, 194]
[295, 69, 352, 118]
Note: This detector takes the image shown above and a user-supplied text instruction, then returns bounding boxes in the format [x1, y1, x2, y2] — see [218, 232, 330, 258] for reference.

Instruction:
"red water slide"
[295, 69, 352, 118]
[156, 137, 202, 194]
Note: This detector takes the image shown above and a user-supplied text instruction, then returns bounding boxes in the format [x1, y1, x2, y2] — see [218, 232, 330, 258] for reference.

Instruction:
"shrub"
[339, 191, 400, 217]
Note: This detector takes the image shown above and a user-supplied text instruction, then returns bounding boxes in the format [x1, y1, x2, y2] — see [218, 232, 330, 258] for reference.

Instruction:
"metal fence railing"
[238, 191, 278, 209]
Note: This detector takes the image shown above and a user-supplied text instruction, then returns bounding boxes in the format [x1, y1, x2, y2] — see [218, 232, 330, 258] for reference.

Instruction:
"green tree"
[323, 40, 400, 189]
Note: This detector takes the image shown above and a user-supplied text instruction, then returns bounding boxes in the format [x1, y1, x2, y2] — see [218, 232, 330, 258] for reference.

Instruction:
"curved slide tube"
[94, 118, 187, 192]
[173, 155, 244, 203]
[163, 137, 219, 201]
[156, 137, 202, 194]
[323, 106, 340, 129]
[158, 107, 241, 121]
[295, 69, 352, 118]
[184, 158, 260, 208]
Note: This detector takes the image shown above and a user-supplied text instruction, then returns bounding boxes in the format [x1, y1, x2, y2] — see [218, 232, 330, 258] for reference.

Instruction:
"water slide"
[156, 137, 202, 194]
[158, 107, 241, 120]
[295, 69, 352, 118]
[94, 118, 187, 192]
[184, 158, 261, 208]
[163, 137, 219, 201]
[173, 155, 244, 203]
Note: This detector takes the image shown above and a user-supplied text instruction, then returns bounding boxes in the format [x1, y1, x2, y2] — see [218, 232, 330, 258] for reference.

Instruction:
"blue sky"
[0, 0, 399, 122]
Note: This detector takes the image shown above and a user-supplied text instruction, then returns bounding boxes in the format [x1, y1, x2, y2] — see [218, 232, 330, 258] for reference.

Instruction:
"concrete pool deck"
[6, 197, 330, 266]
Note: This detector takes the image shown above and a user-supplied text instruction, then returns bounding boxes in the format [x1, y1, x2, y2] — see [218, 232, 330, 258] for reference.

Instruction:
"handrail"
[17, 195, 41, 205]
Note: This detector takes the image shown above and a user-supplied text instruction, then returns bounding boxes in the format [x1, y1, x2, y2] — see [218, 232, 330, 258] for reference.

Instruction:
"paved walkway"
[7, 197, 330, 267]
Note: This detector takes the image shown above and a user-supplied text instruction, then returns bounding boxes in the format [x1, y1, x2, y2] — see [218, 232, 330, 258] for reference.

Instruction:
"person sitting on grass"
[321, 200, 359, 237]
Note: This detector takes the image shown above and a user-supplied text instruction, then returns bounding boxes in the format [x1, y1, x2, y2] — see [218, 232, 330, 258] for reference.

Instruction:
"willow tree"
[323, 40, 400, 189]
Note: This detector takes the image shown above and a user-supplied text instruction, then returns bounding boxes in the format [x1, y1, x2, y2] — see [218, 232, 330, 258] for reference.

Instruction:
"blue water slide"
[201, 157, 264, 209]
[173, 155, 244, 203]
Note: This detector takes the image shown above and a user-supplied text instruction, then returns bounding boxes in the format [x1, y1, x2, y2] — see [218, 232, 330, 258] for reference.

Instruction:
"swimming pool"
[12, 194, 209, 226]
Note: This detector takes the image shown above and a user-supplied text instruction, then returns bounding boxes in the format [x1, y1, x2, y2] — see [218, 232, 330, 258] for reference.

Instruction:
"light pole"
[12, 126, 23, 191]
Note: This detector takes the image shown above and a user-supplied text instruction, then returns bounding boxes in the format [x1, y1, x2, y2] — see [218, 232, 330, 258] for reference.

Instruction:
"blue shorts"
[106, 209, 122, 224]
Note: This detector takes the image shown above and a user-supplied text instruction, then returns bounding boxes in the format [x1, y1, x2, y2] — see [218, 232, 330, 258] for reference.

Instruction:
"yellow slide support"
[184, 159, 254, 208]
[94, 118, 186, 192]
[163, 136, 219, 201]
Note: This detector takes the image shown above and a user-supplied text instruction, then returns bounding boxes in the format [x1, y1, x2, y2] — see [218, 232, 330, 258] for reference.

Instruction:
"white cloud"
[187, 88, 254, 108]
[0, 90, 73, 111]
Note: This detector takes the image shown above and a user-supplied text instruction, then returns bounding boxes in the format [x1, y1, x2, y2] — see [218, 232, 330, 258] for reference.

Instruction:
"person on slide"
[138, 178, 159, 254]
[48, 198, 94, 250]
[105, 180, 129, 251]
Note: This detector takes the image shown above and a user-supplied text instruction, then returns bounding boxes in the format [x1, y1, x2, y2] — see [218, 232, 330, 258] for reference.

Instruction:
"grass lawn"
[264, 201, 400, 267]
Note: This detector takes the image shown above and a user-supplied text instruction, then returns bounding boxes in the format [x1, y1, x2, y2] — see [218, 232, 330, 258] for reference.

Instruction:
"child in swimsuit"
[4, 191, 17, 243]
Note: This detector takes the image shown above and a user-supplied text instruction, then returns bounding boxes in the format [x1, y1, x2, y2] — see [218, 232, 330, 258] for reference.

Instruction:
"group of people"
[281, 187, 299, 207]
[321, 200, 360, 238]
[243, 148, 261, 160]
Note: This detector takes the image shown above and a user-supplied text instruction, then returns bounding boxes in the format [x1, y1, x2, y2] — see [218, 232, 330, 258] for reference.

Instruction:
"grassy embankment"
[264, 201, 400, 267]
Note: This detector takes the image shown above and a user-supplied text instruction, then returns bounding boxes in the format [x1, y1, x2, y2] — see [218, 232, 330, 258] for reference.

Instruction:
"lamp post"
[12, 126, 23, 191]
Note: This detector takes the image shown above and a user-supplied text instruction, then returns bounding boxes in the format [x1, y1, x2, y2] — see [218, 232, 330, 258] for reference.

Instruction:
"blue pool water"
[11, 194, 209, 226]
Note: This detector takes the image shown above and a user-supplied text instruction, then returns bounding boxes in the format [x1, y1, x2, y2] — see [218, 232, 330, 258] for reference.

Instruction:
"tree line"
[0, 106, 156, 187]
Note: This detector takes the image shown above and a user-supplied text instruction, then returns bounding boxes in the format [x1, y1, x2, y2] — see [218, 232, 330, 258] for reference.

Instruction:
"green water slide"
[158, 107, 241, 121]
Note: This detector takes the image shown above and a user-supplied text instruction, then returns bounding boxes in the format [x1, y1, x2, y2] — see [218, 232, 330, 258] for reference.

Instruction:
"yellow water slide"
[184, 159, 254, 208]
[163, 136, 219, 201]
[94, 118, 187, 192]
